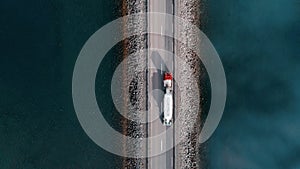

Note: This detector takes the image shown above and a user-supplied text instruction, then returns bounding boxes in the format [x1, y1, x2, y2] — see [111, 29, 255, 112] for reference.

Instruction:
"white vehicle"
[163, 73, 173, 126]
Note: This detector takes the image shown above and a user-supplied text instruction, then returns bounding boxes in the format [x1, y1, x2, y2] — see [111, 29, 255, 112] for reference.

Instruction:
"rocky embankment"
[121, 0, 148, 168]
[175, 0, 208, 168]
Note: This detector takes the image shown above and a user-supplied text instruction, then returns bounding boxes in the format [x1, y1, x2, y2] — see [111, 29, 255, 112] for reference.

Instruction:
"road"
[147, 0, 175, 168]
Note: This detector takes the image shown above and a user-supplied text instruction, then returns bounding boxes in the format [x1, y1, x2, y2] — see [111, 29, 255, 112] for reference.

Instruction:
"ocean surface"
[0, 0, 299, 168]
[0, 0, 123, 168]
[205, 0, 300, 168]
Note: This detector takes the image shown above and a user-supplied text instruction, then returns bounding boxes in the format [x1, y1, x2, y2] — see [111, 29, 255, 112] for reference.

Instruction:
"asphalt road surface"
[147, 0, 175, 168]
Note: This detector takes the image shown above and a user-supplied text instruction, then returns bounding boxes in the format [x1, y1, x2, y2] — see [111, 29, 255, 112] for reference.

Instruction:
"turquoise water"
[205, 0, 300, 168]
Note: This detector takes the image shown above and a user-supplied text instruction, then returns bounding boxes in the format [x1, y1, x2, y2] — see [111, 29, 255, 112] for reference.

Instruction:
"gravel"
[175, 0, 208, 168]
[121, 0, 148, 168]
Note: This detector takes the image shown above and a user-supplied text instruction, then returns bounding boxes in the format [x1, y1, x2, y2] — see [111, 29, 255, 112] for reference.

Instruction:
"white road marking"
[161, 25, 163, 35]
[161, 140, 163, 151]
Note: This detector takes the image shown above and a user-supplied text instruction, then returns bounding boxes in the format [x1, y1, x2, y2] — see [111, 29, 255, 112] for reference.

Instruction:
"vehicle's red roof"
[164, 73, 172, 80]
